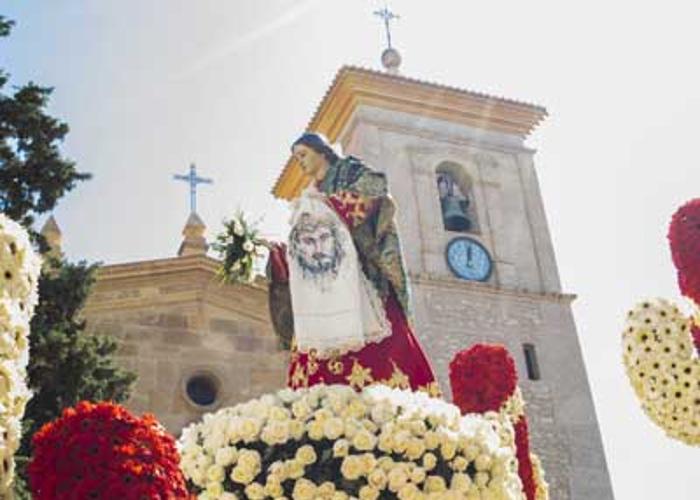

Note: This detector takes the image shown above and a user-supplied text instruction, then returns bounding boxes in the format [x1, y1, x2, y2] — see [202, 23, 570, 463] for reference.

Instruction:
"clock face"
[445, 237, 492, 282]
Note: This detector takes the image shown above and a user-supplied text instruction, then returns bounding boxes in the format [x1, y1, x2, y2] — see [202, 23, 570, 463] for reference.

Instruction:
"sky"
[2, 1, 700, 498]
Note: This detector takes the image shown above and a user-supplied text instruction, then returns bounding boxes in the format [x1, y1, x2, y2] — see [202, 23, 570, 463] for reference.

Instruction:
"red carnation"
[28, 401, 191, 500]
[514, 417, 537, 500]
[449, 343, 517, 414]
[668, 198, 700, 304]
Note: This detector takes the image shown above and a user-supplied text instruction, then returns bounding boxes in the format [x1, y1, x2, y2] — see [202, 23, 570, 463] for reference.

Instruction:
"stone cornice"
[273, 65, 547, 200]
[410, 272, 576, 304]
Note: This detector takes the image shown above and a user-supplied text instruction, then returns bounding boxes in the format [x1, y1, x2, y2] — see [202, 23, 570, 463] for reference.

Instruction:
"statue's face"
[293, 144, 328, 181]
[291, 215, 344, 279]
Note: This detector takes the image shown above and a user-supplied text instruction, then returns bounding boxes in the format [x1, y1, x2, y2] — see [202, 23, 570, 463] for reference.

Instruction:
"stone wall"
[82, 256, 288, 434]
[410, 274, 612, 500]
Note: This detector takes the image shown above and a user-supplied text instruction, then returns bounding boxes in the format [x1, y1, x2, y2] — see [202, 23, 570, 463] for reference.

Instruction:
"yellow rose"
[289, 419, 305, 440]
[423, 475, 447, 493]
[239, 418, 261, 442]
[214, 446, 238, 467]
[409, 419, 427, 436]
[405, 438, 426, 460]
[264, 479, 284, 498]
[424, 431, 440, 450]
[333, 439, 350, 458]
[346, 398, 368, 419]
[397, 483, 421, 500]
[331, 492, 349, 500]
[392, 430, 411, 453]
[475, 453, 492, 471]
[378, 456, 395, 471]
[440, 440, 457, 460]
[269, 406, 290, 421]
[352, 429, 378, 451]
[422, 452, 437, 471]
[474, 471, 490, 488]
[323, 417, 345, 440]
[205, 481, 224, 497]
[292, 399, 312, 419]
[205, 464, 225, 483]
[464, 444, 480, 461]
[361, 418, 379, 434]
[229, 465, 254, 485]
[244, 482, 266, 500]
[344, 419, 362, 439]
[317, 481, 336, 497]
[262, 420, 290, 445]
[387, 466, 408, 492]
[409, 465, 426, 484]
[359, 453, 378, 475]
[237, 449, 261, 472]
[378, 432, 394, 453]
[451, 456, 469, 472]
[313, 408, 333, 423]
[286, 459, 305, 479]
[341, 455, 364, 480]
[368, 468, 387, 489]
[292, 478, 317, 500]
[450, 472, 472, 493]
[295, 444, 317, 465]
[359, 485, 380, 500]
[307, 420, 325, 441]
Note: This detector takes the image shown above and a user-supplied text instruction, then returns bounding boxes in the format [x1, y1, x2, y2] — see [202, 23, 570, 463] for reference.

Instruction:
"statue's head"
[291, 132, 340, 181]
[289, 212, 345, 281]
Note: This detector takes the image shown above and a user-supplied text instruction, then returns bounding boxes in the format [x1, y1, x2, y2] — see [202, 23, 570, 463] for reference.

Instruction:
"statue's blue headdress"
[291, 132, 340, 164]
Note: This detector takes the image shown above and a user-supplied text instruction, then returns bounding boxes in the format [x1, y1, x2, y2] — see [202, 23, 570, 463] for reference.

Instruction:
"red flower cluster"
[668, 198, 700, 304]
[449, 343, 517, 414]
[28, 401, 191, 500]
[514, 417, 537, 500]
[692, 323, 700, 356]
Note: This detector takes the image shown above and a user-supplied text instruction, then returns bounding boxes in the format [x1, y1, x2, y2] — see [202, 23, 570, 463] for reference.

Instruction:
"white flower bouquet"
[0, 214, 41, 496]
[179, 384, 524, 499]
[213, 211, 267, 284]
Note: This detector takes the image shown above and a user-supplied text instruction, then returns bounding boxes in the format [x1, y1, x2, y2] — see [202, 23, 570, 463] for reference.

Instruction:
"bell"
[441, 196, 471, 232]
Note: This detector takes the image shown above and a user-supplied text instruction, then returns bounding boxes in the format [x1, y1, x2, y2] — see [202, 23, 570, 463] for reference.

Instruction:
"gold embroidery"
[327, 351, 345, 375]
[307, 348, 320, 376]
[290, 363, 309, 388]
[386, 361, 411, 390]
[346, 358, 374, 390]
[417, 381, 442, 398]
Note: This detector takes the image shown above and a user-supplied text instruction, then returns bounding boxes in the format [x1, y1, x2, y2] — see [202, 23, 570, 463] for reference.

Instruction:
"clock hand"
[466, 246, 473, 267]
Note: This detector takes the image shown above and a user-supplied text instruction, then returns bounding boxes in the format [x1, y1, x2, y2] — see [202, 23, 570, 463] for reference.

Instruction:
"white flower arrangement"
[622, 298, 700, 446]
[0, 214, 41, 496]
[213, 211, 267, 285]
[179, 384, 524, 499]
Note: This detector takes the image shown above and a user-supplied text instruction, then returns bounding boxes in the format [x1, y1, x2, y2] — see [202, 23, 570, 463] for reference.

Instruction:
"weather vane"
[373, 4, 399, 50]
[173, 163, 213, 214]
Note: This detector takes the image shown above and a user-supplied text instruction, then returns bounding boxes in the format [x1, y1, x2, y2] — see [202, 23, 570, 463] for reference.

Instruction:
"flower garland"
[449, 344, 549, 500]
[621, 298, 700, 446]
[28, 401, 191, 499]
[213, 211, 266, 284]
[0, 214, 41, 497]
[178, 384, 524, 499]
[668, 198, 700, 305]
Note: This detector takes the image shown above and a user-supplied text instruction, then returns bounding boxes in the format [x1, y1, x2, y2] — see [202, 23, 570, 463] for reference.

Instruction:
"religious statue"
[267, 132, 439, 396]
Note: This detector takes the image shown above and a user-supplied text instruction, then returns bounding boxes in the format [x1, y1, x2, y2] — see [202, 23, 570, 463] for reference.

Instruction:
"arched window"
[436, 162, 478, 233]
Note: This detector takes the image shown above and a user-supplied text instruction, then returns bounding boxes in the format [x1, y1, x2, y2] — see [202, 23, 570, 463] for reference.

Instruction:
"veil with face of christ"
[287, 186, 390, 358]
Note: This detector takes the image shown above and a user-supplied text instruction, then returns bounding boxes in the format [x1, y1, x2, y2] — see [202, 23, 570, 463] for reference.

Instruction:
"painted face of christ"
[290, 213, 345, 280]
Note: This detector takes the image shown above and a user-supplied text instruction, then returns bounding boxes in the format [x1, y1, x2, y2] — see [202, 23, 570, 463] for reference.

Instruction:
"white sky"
[3, 1, 699, 498]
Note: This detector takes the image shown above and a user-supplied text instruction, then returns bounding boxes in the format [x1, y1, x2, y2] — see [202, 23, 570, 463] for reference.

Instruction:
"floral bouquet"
[28, 400, 191, 499]
[450, 344, 548, 500]
[213, 211, 267, 284]
[0, 214, 41, 497]
[178, 384, 524, 499]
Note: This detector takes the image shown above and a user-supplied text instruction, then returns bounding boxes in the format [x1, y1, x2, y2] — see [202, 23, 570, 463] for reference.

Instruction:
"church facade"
[68, 65, 613, 499]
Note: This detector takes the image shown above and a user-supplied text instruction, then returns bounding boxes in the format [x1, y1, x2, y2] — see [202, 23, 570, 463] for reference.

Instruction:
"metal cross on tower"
[373, 4, 400, 49]
[173, 163, 213, 214]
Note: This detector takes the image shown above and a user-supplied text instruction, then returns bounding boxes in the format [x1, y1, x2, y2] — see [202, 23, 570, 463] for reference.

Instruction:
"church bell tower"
[273, 65, 614, 499]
